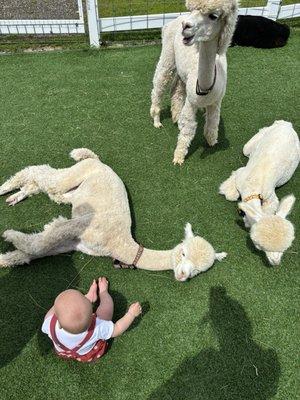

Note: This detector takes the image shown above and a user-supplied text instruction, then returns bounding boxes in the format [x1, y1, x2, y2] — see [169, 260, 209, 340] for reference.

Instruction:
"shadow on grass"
[159, 106, 229, 160]
[186, 115, 228, 160]
[149, 286, 280, 400]
[0, 255, 79, 367]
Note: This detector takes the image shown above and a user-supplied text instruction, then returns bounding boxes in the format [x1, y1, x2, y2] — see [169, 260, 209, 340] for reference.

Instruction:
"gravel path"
[0, 0, 80, 19]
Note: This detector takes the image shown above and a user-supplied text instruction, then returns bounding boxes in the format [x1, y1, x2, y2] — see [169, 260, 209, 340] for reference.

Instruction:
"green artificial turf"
[0, 30, 299, 400]
[99, 0, 297, 17]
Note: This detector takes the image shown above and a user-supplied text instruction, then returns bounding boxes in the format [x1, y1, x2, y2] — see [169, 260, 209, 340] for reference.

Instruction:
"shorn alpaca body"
[219, 120, 299, 265]
[0, 149, 226, 281]
[150, 0, 238, 165]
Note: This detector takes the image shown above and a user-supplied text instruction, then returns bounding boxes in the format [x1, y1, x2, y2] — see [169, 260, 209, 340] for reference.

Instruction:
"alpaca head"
[173, 223, 227, 281]
[238, 195, 296, 266]
[182, 0, 238, 53]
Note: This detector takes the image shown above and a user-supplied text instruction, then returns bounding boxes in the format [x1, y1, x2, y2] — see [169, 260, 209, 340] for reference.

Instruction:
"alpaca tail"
[70, 148, 99, 162]
[0, 250, 31, 268]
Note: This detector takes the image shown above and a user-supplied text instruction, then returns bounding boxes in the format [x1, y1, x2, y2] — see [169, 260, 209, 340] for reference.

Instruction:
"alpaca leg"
[6, 183, 39, 206]
[2, 215, 90, 257]
[219, 170, 240, 201]
[0, 165, 54, 201]
[204, 102, 221, 147]
[243, 127, 268, 157]
[0, 168, 38, 196]
[171, 75, 186, 124]
[173, 100, 198, 165]
[0, 250, 32, 268]
[150, 26, 176, 128]
[0, 240, 76, 268]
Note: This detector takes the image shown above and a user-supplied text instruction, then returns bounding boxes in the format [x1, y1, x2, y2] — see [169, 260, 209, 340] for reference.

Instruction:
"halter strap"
[243, 194, 264, 204]
[113, 244, 144, 269]
[49, 314, 97, 353]
[196, 65, 217, 96]
[132, 244, 144, 267]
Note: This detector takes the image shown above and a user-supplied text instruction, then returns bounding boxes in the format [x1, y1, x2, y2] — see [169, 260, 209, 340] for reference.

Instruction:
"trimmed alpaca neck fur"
[197, 38, 218, 91]
[112, 237, 175, 271]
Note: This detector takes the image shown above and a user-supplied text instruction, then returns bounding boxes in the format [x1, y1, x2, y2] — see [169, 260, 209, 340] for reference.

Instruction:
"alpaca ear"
[238, 202, 262, 223]
[276, 195, 296, 218]
[184, 223, 194, 239]
[218, 5, 238, 55]
[215, 252, 227, 261]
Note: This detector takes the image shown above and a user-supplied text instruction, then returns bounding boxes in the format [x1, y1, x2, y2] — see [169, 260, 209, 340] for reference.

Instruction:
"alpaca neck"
[112, 237, 176, 271]
[135, 247, 174, 271]
[197, 38, 218, 91]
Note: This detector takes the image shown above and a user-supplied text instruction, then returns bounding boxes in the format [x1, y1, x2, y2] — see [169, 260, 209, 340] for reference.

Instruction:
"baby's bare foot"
[85, 279, 98, 303]
[98, 277, 109, 295]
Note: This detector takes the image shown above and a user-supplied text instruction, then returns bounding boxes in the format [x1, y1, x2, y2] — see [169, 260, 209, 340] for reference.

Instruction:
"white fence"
[0, 0, 85, 35]
[93, 0, 300, 47]
[0, 0, 299, 48]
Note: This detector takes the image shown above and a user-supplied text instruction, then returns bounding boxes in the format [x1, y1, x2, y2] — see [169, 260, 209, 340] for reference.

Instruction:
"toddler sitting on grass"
[42, 277, 142, 363]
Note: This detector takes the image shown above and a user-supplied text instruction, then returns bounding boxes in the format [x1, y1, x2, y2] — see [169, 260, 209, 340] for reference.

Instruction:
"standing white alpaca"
[0, 149, 226, 281]
[219, 120, 299, 265]
[150, 0, 238, 165]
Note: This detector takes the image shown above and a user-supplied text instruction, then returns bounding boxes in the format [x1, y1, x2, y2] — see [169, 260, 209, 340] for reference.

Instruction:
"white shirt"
[42, 315, 114, 355]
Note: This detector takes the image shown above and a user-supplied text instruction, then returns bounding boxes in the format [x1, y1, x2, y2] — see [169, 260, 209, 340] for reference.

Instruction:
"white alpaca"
[219, 120, 299, 265]
[150, 0, 238, 165]
[0, 149, 226, 281]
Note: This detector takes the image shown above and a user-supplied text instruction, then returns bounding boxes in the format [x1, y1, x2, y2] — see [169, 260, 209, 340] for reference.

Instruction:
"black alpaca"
[232, 15, 290, 48]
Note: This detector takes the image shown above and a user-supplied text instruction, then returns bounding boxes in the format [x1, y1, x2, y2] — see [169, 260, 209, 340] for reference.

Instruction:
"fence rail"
[0, 20, 84, 35]
[0, 0, 84, 35]
[0, 0, 299, 48]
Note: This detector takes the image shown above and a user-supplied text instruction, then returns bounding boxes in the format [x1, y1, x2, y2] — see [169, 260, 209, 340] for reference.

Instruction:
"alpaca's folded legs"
[173, 100, 197, 165]
[219, 171, 239, 201]
[243, 127, 268, 157]
[171, 76, 186, 124]
[204, 102, 221, 147]
[219, 167, 245, 201]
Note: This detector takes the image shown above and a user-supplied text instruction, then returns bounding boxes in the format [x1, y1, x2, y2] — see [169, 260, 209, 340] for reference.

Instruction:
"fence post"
[86, 0, 100, 47]
[266, 0, 282, 20]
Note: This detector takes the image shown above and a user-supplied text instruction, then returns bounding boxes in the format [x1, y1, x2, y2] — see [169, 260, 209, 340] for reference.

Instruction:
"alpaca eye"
[238, 209, 246, 217]
[182, 251, 185, 257]
[208, 13, 218, 20]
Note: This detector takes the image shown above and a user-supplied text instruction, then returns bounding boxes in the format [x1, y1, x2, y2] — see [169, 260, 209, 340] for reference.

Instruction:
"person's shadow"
[0, 254, 79, 367]
[149, 286, 280, 400]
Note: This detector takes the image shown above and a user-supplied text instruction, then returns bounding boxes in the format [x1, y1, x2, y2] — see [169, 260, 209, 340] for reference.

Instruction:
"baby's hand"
[128, 302, 142, 318]
[98, 277, 109, 294]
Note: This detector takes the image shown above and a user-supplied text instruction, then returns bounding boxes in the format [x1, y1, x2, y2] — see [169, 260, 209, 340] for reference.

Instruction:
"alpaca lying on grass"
[150, 0, 238, 165]
[219, 120, 299, 265]
[0, 149, 226, 281]
[231, 15, 290, 49]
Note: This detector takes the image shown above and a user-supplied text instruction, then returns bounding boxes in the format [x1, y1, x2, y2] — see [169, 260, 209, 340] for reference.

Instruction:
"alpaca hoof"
[173, 153, 185, 166]
[207, 137, 218, 147]
[205, 131, 218, 147]
[6, 192, 25, 206]
[154, 121, 163, 129]
[3, 229, 17, 242]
